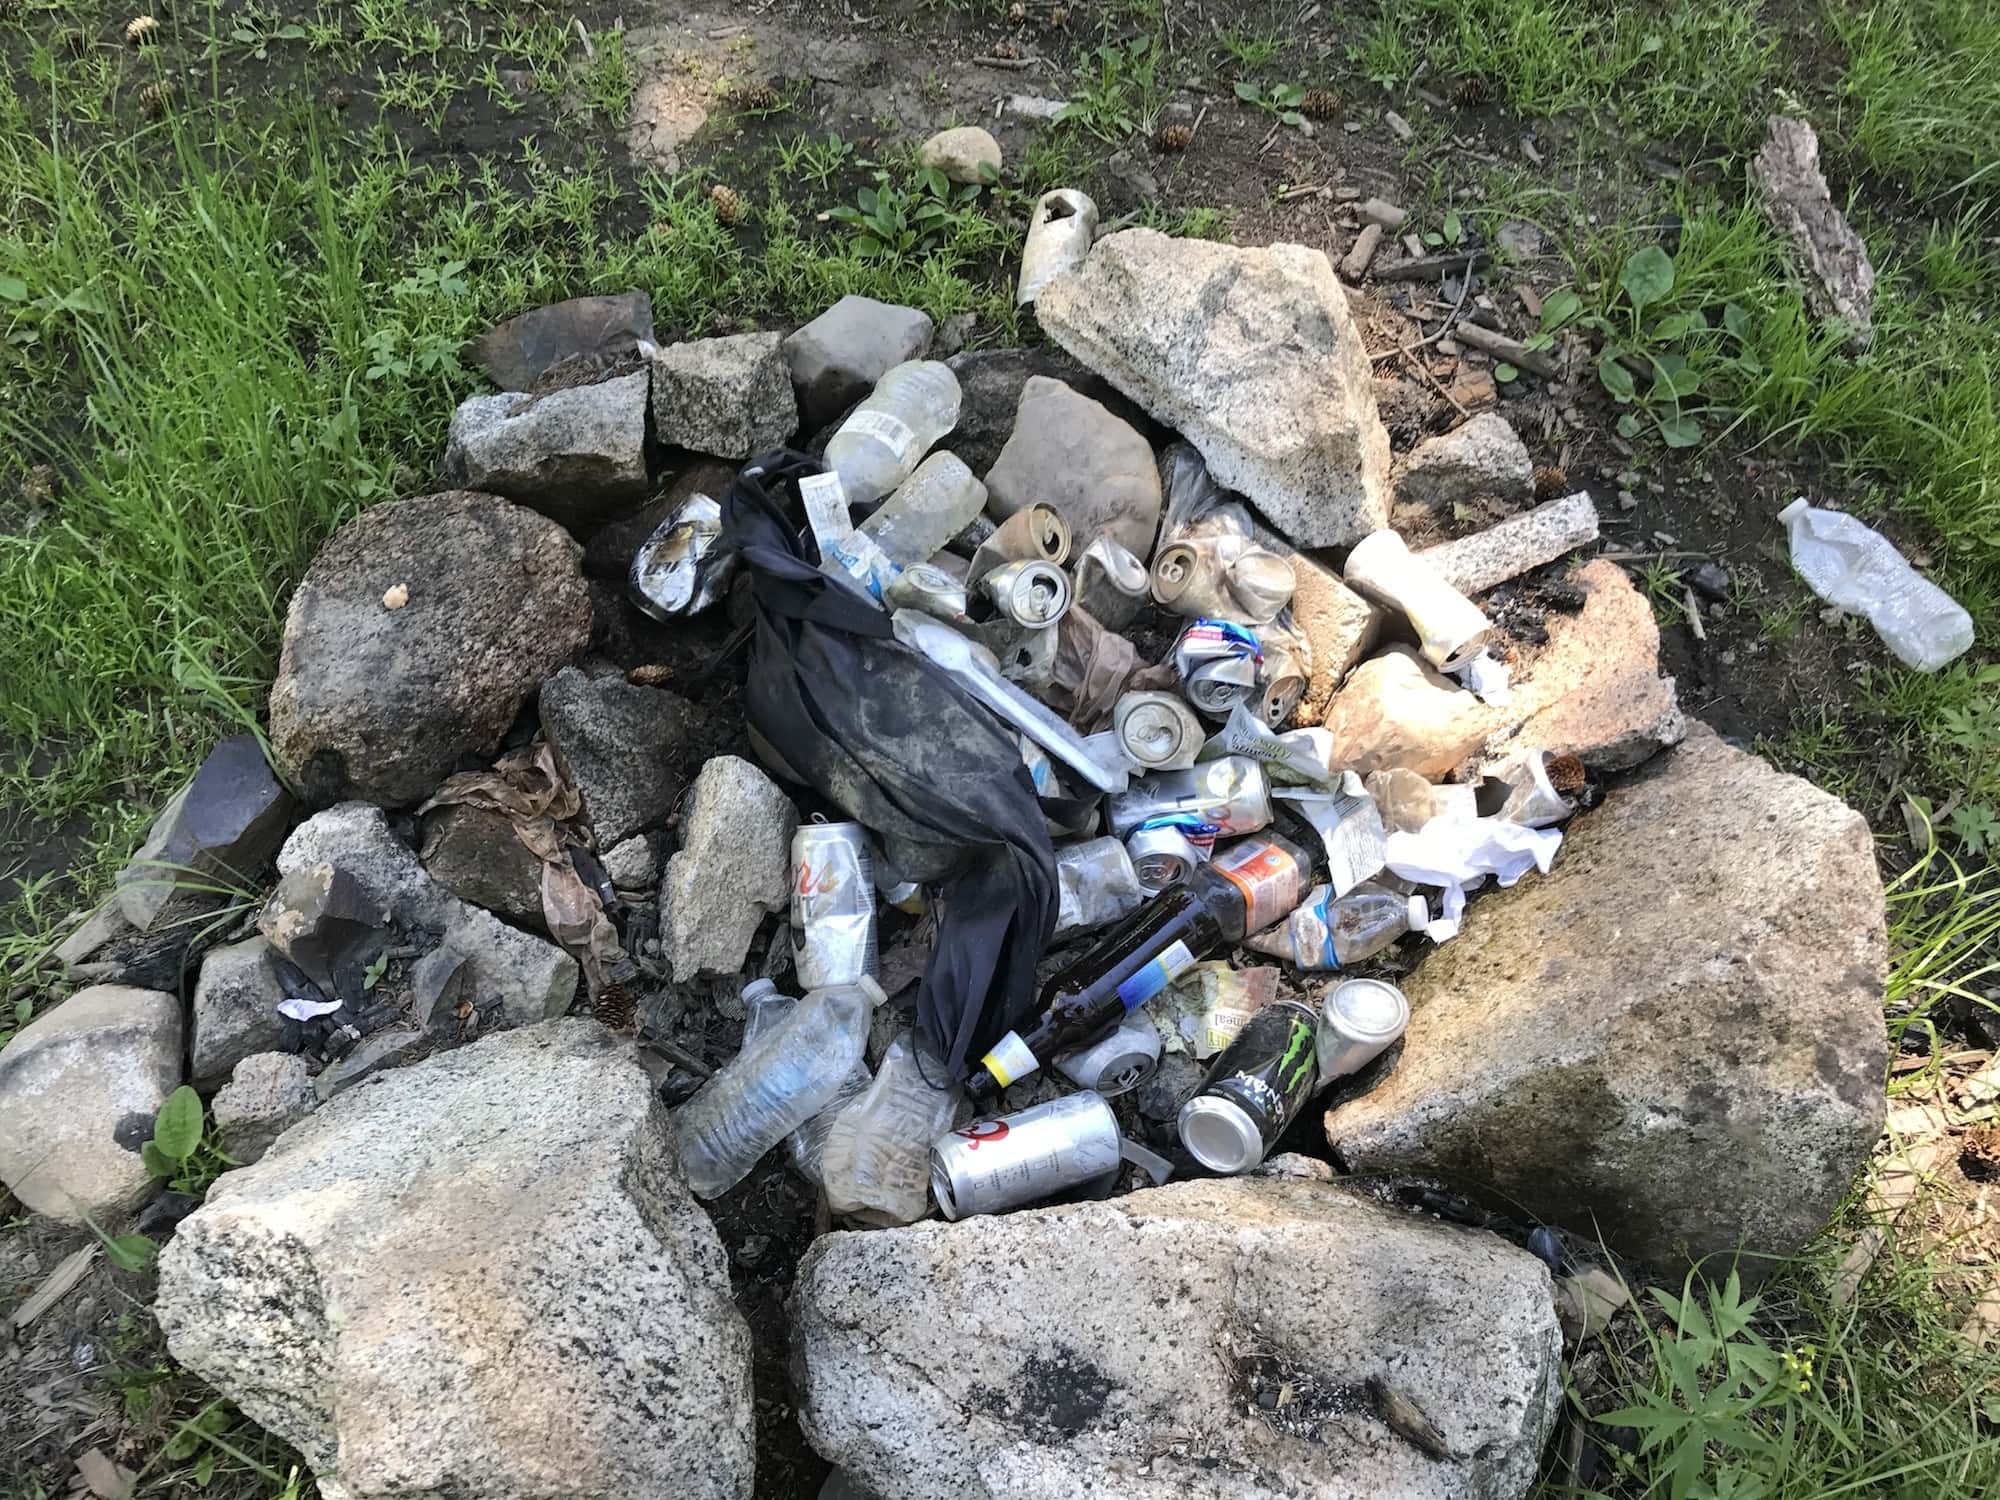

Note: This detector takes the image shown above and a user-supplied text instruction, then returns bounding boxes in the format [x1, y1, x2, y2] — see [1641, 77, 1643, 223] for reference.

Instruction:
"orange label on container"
[1211, 842, 1304, 933]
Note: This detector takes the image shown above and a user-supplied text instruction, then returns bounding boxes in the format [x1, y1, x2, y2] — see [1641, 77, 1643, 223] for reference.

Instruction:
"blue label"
[1115, 940, 1196, 1011]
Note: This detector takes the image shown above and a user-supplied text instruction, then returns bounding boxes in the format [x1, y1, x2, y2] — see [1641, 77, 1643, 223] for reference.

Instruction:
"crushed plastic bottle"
[1779, 499, 1973, 671]
[823, 361, 963, 511]
[737, 978, 870, 1187]
[818, 1030, 959, 1224]
[674, 976, 884, 1198]
[1243, 882, 1427, 969]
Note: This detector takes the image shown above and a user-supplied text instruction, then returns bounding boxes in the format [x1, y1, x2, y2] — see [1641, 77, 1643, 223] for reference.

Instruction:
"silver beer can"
[1053, 1012, 1163, 1097]
[982, 558, 1073, 628]
[1125, 823, 1204, 894]
[1107, 757, 1273, 840]
[1316, 978, 1410, 1084]
[930, 1091, 1123, 1220]
[791, 821, 880, 989]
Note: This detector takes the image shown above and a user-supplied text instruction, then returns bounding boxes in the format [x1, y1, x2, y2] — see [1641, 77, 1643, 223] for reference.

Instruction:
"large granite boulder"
[1036, 229, 1392, 547]
[1328, 725, 1888, 1274]
[269, 492, 591, 806]
[0, 985, 182, 1224]
[795, 1177, 1561, 1499]
[649, 331, 797, 459]
[157, 1021, 753, 1500]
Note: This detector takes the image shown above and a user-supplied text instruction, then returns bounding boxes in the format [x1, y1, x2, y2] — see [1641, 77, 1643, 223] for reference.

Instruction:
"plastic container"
[1779, 499, 1973, 671]
[823, 361, 962, 510]
[852, 451, 987, 570]
[674, 976, 883, 1198]
[818, 1031, 959, 1224]
[1244, 882, 1427, 969]
[737, 978, 869, 1187]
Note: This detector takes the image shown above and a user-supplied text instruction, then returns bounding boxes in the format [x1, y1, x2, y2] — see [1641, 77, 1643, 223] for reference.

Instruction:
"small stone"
[1323, 646, 1505, 779]
[314, 1027, 429, 1100]
[539, 666, 703, 848]
[382, 582, 409, 609]
[943, 347, 1157, 478]
[1688, 560, 1732, 601]
[1251, 1152, 1337, 1183]
[601, 833, 658, 891]
[782, 296, 934, 432]
[983, 377, 1162, 560]
[1418, 492, 1599, 597]
[441, 370, 651, 532]
[1394, 412, 1533, 508]
[1496, 221, 1545, 259]
[1384, 109, 1413, 140]
[916, 126, 1001, 185]
[191, 936, 289, 1090]
[257, 861, 389, 991]
[56, 903, 137, 975]
[1253, 539, 1382, 727]
[1005, 94, 1067, 120]
[649, 331, 798, 460]
[1555, 1267, 1631, 1344]
[211, 1052, 317, 1166]
[1618, 490, 1638, 510]
[0, 984, 182, 1224]
[660, 756, 797, 981]
[114, 733, 294, 933]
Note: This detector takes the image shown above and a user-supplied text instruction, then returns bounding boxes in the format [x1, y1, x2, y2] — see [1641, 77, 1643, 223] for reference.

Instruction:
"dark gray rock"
[268, 492, 592, 807]
[314, 1027, 429, 1100]
[469, 292, 655, 392]
[983, 376, 1163, 558]
[649, 332, 797, 459]
[191, 936, 289, 1090]
[441, 370, 650, 532]
[943, 347, 1160, 478]
[419, 804, 547, 929]
[539, 666, 702, 848]
[783, 297, 935, 432]
[114, 734, 294, 932]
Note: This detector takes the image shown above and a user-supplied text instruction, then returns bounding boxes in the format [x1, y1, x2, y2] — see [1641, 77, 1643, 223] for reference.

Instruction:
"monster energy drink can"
[791, 821, 880, 989]
[1176, 999, 1320, 1174]
[931, 1091, 1123, 1220]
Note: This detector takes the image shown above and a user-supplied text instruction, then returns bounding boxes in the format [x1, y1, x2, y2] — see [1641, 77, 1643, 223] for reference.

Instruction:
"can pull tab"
[1119, 1136, 1175, 1186]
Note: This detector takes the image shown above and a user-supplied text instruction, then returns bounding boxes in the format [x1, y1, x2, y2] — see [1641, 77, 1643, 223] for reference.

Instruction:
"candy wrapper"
[1153, 960, 1283, 1058]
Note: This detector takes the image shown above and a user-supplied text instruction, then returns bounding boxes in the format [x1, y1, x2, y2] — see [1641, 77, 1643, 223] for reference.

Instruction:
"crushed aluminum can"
[791, 821, 880, 988]
[1173, 619, 1264, 716]
[629, 494, 730, 620]
[1113, 690, 1207, 772]
[1054, 1011, 1162, 1096]
[1252, 633, 1310, 727]
[1151, 534, 1296, 625]
[930, 1091, 1122, 1219]
[1017, 188, 1099, 306]
[883, 561, 970, 619]
[1316, 977, 1409, 1084]
[1126, 821, 1208, 893]
[982, 558, 1072, 628]
[1108, 756, 1272, 841]
[1201, 702, 1337, 787]
[1176, 999, 1321, 1174]
[1072, 534, 1151, 630]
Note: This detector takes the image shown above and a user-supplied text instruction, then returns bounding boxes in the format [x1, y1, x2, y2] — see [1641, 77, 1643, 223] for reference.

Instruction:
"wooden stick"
[1374, 247, 1493, 282]
[1454, 320, 1559, 377]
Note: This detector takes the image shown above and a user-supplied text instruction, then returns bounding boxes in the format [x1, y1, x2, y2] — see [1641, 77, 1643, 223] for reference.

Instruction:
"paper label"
[800, 471, 852, 553]
[980, 1030, 1039, 1088]
[1116, 939, 1197, 1012]
[841, 408, 918, 462]
[1211, 841, 1306, 932]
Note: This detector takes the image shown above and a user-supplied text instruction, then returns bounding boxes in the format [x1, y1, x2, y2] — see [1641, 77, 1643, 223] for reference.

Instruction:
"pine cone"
[1155, 122, 1193, 153]
[1300, 89, 1339, 121]
[1545, 753, 1587, 797]
[138, 80, 172, 118]
[709, 183, 745, 226]
[1532, 463, 1570, 501]
[1451, 75, 1492, 108]
[731, 80, 781, 112]
[124, 14, 159, 45]
[592, 984, 638, 1034]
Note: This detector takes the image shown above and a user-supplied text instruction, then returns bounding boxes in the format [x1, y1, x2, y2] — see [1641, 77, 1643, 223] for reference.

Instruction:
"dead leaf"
[75, 1448, 135, 1500]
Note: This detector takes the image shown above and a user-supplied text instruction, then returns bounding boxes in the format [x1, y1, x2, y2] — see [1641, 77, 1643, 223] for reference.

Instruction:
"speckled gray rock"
[419, 804, 547, 929]
[441, 370, 650, 530]
[916, 125, 1001, 184]
[983, 377, 1162, 559]
[650, 331, 797, 459]
[1750, 116, 1874, 351]
[795, 1177, 1561, 1499]
[783, 297, 935, 432]
[156, 1020, 754, 1500]
[272, 804, 577, 1028]
[191, 936, 288, 1090]
[601, 833, 659, 890]
[1329, 724, 1887, 1276]
[115, 734, 293, 932]
[1036, 230, 1391, 547]
[660, 756, 797, 980]
[943, 347, 1159, 478]
[1418, 492, 1599, 597]
[539, 666, 703, 848]
[1394, 412, 1533, 509]
[0, 985, 181, 1224]
[211, 1052, 317, 1166]
[269, 492, 592, 806]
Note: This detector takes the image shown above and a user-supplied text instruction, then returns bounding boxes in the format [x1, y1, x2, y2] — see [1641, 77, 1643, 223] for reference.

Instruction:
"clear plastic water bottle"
[823, 361, 962, 509]
[674, 976, 883, 1198]
[1244, 881, 1427, 969]
[1779, 499, 1974, 671]
[736, 976, 870, 1187]
[851, 451, 987, 569]
[818, 1031, 959, 1224]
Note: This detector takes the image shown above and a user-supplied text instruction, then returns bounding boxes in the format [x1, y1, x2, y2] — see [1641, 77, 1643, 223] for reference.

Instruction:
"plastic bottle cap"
[1406, 894, 1429, 932]
[742, 978, 777, 1001]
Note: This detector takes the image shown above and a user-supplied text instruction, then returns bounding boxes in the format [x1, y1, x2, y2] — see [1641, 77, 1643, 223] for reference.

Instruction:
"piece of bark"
[1374, 248, 1494, 283]
[1453, 321, 1559, 377]
[1340, 224, 1384, 282]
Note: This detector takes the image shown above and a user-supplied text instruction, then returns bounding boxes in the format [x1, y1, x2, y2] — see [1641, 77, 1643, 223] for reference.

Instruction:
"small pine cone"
[1300, 89, 1339, 121]
[124, 14, 160, 45]
[709, 183, 745, 226]
[1532, 463, 1570, 501]
[732, 80, 780, 111]
[1451, 75, 1492, 108]
[1545, 753, 1587, 797]
[592, 984, 638, 1033]
[627, 663, 674, 688]
[1155, 122, 1193, 153]
[138, 80, 172, 118]
[989, 39, 1021, 60]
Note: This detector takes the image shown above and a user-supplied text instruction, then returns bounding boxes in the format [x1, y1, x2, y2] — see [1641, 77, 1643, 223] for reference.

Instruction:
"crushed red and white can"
[791, 821, 879, 989]
[930, 1091, 1121, 1219]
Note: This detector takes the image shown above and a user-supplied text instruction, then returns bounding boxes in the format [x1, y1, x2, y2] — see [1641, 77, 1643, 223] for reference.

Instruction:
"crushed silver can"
[791, 821, 880, 989]
[629, 494, 730, 620]
[1125, 822, 1205, 893]
[1053, 1012, 1162, 1096]
[1315, 978, 1410, 1085]
[930, 1091, 1122, 1220]
[1108, 756, 1273, 840]
[983, 557, 1072, 628]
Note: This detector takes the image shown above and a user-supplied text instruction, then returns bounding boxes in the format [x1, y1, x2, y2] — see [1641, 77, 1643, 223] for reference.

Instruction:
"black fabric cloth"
[715, 451, 1058, 1077]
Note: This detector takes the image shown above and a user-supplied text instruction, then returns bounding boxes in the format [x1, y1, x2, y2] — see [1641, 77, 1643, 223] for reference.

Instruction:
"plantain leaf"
[1619, 245, 1675, 314]
[154, 1084, 203, 1161]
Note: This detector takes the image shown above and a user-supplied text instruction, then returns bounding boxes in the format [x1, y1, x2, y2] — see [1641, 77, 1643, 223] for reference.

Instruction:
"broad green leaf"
[1616, 412, 1645, 439]
[1596, 1403, 1688, 1435]
[1234, 81, 1261, 102]
[154, 1084, 203, 1160]
[1442, 209, 1462, 244]
[1619, 245, 1675, 313]
[1539, 288, 1583, 329]
[1598, 351, 1637, 401]
[141, 1140, 179, 1179]
[104, 1233, 158, 1272]
[1494, 362, 1519, 383]
[855, 185, 878, 214]
[1423, 230, 1443, 247]
[1650, 310, 1703, 342]
[194, 1449, 217, 1486]
[0, 276, 27, 301]
[1280, 111, 1305, 126]
[1722, 302, 1750, 340]
[1657, 412, 1703, 448]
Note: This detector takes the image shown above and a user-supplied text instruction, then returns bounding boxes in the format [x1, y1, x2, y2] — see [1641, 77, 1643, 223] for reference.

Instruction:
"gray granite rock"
[419, 804, 547, 929]
[660, 756, 796, 980]
[916, 126, 1001, 184]
[1394, 412, 1533, 509]
[157, 1020, 754, 1500]
[191, 937, 289, 1090]
[0, 985, 182, 1224]
[211, 1052, 317, 1166]
[539, 666, 703, 848]
[783, 297, 935, 432]
[942, 347, 1159, 478]
[441, 370, 650, 531]
[650, 331, 797, 459]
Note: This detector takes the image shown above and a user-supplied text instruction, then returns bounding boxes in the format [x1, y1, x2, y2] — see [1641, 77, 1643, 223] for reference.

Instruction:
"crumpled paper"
[1384, 815, 1563, 942]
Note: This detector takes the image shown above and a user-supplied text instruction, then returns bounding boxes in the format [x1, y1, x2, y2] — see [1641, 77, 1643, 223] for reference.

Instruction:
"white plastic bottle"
[818, 1031, 959, 1225]
[1779, 499, 1974, 671]
[674, 976, 883, 1198]
[737, 977, 870, 1186]
[823, 361, 963, 509]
